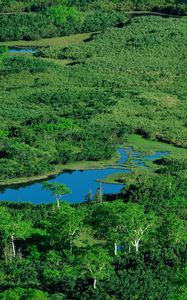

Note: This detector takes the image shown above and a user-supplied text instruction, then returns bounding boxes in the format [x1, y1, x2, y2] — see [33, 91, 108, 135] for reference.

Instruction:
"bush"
[45, 5, 81, 26]
[0, 13, 58, 41]
[0, 56, 52, 75]
[82, 10, 127, 32]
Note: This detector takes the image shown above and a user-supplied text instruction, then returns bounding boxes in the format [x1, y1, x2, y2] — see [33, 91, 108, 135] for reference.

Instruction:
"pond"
[0, 148, 167, 204]
[9, 48, 36, 54]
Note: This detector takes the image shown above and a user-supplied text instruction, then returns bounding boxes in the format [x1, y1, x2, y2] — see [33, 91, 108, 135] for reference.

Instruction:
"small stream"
[0, 148, 167, 204]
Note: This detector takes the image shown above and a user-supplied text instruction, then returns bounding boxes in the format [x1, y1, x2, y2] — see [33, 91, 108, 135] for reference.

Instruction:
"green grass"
[3, 32, 94, 66]
[0, 150, 121, 186]
[125, 134, 187, 159]
[36, 57, 72, 66]
[75, 226, 106, 248]
[0, 32, 93, 48]
[7, 51, 72, 66]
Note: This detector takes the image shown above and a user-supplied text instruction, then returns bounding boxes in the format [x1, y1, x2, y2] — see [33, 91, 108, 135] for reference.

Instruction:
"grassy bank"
[1, 134, 186, 187]
[125, 134, 187, 159]
[103, 134, 187, 184]
[1, 32, 94, 66]
[0, 32, 93, 48]
[0, 150, 120, 187]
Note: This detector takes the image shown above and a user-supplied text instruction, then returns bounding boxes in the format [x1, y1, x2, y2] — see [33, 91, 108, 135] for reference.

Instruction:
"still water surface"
[0, 148, 167, 204]
[9, 48, 36, 53]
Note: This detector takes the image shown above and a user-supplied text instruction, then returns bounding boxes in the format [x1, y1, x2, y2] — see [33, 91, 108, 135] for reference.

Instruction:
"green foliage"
[82, 10, 127, 32]
[1, 56, 51, 74]
[2, 1, 186, 42]
[0, 16, 187, 181]
[79, 247, 113, 289]
[1, 0, 186, 14]
[123, 173, 187, 212]
[89, 201, 157, 254]
[46, 202, 86, 251]
[0, 46, 7, 68]
[0, 206, 33, 262]
[0, 173, 186, 298]
[6, 1, 187, 43]
[0, 13, 58, 41]
[43, 181, 71, 208]
[0, 6, 127, 41]
[0, 288, 49, 300]
[155, 157, 187, 176]
[45, 5, 80, 26]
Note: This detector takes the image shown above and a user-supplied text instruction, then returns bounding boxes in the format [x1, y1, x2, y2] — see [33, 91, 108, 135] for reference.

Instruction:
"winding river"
[0, 148, 167, 204]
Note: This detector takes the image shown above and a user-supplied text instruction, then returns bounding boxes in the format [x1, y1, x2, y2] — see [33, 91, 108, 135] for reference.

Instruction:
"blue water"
[0, 148, 167, 204]
[133, 151, 168, 167]
[9, 48, 36, 54]
[118, 148, 128, 164]
[143, 151, 168, 160]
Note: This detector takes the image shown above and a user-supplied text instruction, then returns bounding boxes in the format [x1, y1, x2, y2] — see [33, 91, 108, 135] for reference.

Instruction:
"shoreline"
[0, 152, 121, 188]
[0, 135, 186, 188]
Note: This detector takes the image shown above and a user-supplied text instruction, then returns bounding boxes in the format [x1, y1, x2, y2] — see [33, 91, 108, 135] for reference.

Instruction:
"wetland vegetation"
[0, 1, 186, 299]
[1, 14, 187, 182]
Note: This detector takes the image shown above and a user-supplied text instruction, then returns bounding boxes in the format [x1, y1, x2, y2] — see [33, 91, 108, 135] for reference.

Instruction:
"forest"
[0, 159, 186, 299]
[0, 1, 187, 299]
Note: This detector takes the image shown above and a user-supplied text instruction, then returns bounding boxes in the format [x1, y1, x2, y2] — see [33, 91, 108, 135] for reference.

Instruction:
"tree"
[43, 181, 71, 209]
[79, 247, 113, 289]
[121, 203, 157, 253]
[0, 288, 49, 300]
[89, 201, 126, 256]
[157, 213, 187, 249]
[0, 207, 32, 262]
[94, 181, 103, 204]
[45, 5, 80, 26]
[84, 188, 93, 204]
[89, 201, 157, 256]
[123, 174, 186, 212]
[47, 202, 86, 253]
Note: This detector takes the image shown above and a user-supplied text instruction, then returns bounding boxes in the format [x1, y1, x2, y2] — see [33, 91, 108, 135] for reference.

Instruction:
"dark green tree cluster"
[0, 13, 58, 41]
[0, 161, 186, 299]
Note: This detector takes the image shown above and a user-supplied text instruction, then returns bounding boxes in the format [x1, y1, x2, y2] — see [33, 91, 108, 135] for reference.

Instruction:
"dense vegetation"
[0, 157, 186, 299]
[0, 10, 127, 41]
[0, 15, 187, 181]
[0, 0, 187, 41]
[1, 0, 187, 13]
